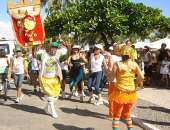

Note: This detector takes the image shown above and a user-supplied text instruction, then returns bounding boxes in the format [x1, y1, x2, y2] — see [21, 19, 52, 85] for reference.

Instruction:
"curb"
[93, 94, 160, 130]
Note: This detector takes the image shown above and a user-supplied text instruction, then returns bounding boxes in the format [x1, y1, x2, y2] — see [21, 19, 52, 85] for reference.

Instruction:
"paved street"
[1, 83, 170, 130]
[0, 83, 143, 130]
[101, 85, 170, 130]
[135, 87, 170, 130]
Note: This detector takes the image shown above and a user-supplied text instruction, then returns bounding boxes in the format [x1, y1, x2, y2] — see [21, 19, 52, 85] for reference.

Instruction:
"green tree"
[44, 0, 170, 45]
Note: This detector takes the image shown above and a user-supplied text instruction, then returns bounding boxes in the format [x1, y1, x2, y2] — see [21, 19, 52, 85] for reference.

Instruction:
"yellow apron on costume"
[40, 77, 61, 97]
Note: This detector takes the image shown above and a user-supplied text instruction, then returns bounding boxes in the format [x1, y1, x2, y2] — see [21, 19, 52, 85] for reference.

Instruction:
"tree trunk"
[100, 32, 108, 45]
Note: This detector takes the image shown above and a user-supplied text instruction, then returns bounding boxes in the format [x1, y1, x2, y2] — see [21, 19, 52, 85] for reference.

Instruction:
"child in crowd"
[160, 56, 170, 87]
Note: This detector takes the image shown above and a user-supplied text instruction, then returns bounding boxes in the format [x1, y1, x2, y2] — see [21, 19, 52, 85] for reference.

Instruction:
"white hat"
[94, 44, 103, 50]
[72, 45, 81, 49]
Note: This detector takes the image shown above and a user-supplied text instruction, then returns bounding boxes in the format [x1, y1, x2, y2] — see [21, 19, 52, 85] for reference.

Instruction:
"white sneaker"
[74, 91, 79, 97]
[88, 96, 95, 103]
[51, 112, 58, 118]
[44, 104, 58, 118]
[19, 94, 24, 101]
[0, 84, 3, 91]
[82, 91, 86, 97]
[15, 97, 20, 103]
[62, 92, 66, 99]
[94, 99, 103, 106]
[49, 102, 58, 118]
[47, 97, 58, 119]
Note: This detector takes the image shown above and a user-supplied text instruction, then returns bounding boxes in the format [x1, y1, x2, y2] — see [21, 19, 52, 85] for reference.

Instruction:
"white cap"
[72, 45, 81, 49]
[94, 44, 103, 50]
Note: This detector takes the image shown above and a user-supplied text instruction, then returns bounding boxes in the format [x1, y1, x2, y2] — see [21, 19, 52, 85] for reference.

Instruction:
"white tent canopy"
[148, 38, 170, 49]
[135, 41, 149, 49]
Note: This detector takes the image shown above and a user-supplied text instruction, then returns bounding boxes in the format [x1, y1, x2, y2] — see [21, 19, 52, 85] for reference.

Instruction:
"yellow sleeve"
[24, 58, 29, 72]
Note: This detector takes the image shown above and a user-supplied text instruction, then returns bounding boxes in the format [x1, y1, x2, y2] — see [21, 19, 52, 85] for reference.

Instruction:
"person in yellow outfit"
[107, 40, 144, 130]
[39, 41, 62, 118]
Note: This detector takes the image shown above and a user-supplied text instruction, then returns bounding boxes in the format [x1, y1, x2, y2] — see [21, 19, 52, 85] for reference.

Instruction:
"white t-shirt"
[13, 57, 24, 74]
[160, 60, 170, 74]
[90, 53, 104, 73]
[40, 52, 63, 80]
[31, 58, 39, 71]
[144, 51, 151, 63]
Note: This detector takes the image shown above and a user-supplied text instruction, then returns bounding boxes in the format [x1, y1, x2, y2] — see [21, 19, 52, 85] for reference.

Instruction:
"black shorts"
[62, 70, 67, 80]
[145, 65, 152, 77]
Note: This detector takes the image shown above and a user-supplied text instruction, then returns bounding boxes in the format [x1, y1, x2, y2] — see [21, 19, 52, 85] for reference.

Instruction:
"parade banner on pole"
[7, 0, 45, 48]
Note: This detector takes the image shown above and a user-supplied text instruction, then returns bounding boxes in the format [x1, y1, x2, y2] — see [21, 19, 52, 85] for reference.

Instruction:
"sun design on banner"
[7, 0, 45, 48]
[23, 15, 37, 42]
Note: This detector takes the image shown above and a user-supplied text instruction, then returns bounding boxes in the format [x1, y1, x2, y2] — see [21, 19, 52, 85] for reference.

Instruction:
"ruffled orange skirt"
[108, 83, 137, 118]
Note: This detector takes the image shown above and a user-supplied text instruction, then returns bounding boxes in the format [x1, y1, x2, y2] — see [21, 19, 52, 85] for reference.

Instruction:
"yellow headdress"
[120, 45, 137, 60]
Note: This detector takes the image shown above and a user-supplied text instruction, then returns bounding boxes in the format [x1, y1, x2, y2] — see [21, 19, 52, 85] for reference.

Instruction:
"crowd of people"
[2, 38, 161, 130]
[140, 43, 170, 87]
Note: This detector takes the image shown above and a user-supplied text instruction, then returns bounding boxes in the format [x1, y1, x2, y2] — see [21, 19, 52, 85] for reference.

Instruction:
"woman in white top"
[0, 49, 10, 101]
[88, 44, 107, 105]
[8, 47, 29, 103]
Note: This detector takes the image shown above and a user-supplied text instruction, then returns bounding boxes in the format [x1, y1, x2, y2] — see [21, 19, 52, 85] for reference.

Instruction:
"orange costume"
[108, 58, 144, 130]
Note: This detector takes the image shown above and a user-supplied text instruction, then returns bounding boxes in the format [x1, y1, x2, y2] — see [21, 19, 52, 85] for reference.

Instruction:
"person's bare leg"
[15, 87, 22, 103]
[16, 87, 21, 97]
[80, 80, 84, 102]
[61, 80, 66, 98]
[165, 77, 169, 88]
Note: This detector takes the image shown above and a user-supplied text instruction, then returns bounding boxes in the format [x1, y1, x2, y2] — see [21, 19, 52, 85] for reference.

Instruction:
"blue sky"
[130, 0, 170, 17]
[0, 0, 169, 22]
[0, 0, 170, 39]
[0, 0, 9, 22]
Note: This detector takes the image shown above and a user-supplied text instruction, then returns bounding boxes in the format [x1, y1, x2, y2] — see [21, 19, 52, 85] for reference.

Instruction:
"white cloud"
[0, 21, 15, 40]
